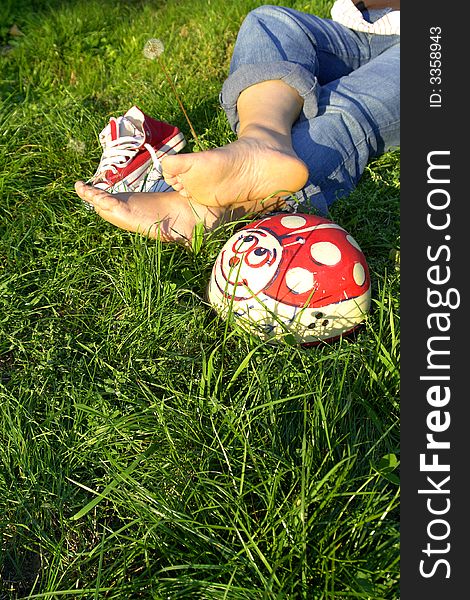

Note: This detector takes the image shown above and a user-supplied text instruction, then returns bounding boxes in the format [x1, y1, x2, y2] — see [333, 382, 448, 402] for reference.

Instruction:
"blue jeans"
[219, 5, 400, 214]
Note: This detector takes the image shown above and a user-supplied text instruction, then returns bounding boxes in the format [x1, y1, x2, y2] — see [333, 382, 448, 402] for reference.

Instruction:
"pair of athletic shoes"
[84, 105, 186, 209]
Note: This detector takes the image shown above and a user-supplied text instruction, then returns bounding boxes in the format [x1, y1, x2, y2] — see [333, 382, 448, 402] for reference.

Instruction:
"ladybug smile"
[219, 251, 249, 289]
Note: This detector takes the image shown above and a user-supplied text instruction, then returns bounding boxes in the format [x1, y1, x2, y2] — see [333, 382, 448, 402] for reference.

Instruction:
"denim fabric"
[219, 5, 400, 213]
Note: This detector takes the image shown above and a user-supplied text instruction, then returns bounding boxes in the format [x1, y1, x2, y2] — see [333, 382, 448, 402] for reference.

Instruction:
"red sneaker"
[88, 105, 186, 192]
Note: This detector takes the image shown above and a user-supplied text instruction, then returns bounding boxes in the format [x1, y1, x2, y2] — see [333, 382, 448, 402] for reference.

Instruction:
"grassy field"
[0, 0, 400, 598]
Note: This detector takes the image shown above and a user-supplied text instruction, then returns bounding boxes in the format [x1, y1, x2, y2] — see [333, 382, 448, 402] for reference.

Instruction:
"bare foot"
[161, 126, 309, 207]
[74, 181, 224, 244]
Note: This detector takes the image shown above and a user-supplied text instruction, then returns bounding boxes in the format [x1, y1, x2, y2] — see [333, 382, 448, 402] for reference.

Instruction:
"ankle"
[238, 123, 293, 149]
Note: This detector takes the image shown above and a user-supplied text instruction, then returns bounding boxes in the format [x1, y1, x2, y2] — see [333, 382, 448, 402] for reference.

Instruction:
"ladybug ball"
[207, 213, 371, 345]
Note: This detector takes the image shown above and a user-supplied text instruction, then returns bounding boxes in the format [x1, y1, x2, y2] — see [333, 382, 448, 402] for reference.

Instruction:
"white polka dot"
[310, 241, 341, 265]
[281, 215, 307, 229]
[347, 235, 362, 251]
[315, 223, 345, 232]
[285, 267, 315, 294]
[353, 262, 366, 286]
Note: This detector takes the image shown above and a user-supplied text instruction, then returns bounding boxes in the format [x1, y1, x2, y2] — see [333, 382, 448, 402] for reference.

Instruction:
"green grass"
[0, 0, 399, 598]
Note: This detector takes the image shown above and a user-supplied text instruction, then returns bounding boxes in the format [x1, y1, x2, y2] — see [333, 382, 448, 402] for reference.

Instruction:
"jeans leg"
[293, 42, 400, 213]
[220, 5, 373, 132]
[219, 4, 400, 214]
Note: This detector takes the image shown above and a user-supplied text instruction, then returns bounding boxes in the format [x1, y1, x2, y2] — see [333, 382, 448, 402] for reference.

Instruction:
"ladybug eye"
[232, 234, 258, 254]
[245, 247, 275, 268]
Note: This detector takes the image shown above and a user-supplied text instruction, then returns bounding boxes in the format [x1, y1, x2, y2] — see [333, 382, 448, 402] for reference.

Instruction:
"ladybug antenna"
[280, 222, 346, 241]
[282, 236, 306, 248]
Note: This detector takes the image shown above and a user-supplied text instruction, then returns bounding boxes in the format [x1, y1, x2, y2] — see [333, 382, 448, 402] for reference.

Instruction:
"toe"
[74, 180, 88, 196]
[162, 173, 178, 186]
[170, 181, 184, 193]
[74, 181, 115, 210]
[75, 181, 98, 204]
[160, 153, 193, 177]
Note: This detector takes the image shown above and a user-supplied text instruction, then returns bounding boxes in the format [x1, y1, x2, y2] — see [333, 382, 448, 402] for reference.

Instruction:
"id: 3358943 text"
[429, 26, 442, 109]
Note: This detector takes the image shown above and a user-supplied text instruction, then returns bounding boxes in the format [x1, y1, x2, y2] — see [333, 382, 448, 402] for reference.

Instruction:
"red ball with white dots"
[208, 212, 371, 345]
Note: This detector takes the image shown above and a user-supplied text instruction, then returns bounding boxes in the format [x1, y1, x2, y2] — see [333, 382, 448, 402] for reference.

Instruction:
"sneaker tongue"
[103, 115, 144, 145]
[97, 111, 147, 153]
[119, 115, 145, 143]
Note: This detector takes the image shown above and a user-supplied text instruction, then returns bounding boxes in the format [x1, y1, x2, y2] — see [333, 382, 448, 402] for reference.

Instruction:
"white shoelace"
[94, 136, 162, 176]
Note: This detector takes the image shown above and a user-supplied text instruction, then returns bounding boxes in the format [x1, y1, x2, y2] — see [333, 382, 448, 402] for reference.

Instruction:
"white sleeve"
[330, 0, 400, 35]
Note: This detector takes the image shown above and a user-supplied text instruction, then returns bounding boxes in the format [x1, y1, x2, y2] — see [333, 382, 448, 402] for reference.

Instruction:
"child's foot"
[161, 128, 309, 207]
[74, 181, 222, 244]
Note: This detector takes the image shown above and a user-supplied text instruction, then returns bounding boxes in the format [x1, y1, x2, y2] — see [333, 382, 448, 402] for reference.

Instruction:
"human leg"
[220, 4, 375, 130]
[161, 4, 393, 208]
[76, 5, 399, 239]
[161, 79, 309, 207]
[221, 5, 400, 212]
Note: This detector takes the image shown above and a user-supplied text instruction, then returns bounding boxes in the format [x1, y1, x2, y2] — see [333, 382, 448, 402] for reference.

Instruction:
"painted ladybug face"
[208, 213, 371, 345]
[212, 228, 283, 300]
